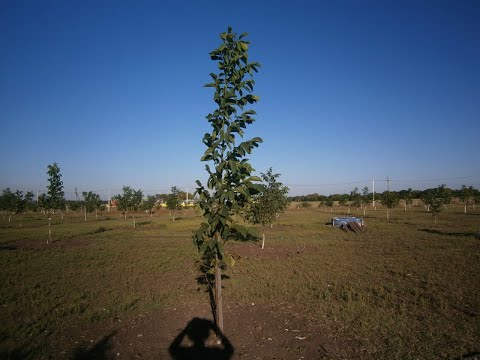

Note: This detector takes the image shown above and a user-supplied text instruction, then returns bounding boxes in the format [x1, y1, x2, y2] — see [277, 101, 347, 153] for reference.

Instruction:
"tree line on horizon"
[289, 185, 480, 208]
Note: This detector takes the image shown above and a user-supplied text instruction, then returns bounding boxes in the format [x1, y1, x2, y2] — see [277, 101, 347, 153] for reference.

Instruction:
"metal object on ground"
[331, 217, 365, 233]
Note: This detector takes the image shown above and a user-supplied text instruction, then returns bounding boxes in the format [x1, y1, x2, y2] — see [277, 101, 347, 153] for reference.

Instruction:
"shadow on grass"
[71, 331, 117, 359]
[0, 240, 17, 251]
[169, 318, 234, 360]
[0, 347, 32, 360]
[420, 229, 480, 238]
[453, 351, 480, 360]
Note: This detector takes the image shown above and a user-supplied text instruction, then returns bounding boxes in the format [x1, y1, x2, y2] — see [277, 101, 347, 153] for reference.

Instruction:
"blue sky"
[1, 0, 479, 197]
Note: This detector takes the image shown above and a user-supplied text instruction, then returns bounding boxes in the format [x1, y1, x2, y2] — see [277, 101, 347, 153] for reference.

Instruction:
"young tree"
[339, 194, 350, 213]
[112, 186, 143, 227]
[0, 188, 16, 222]
[381, 191, 399, 220]
[166, 186, 182, 221]
[459, 185, 473, 214]
[402, 188, 414, 211]
[40, 162, 66, 243]
[142, 195, 157, 217]
[248, 168, 289, 249]
[46, 163, 65, 216]
[193, 27, 262, 331]
[82, 191, 102, 220]
[422, 185, 449, 225]
[350, 187, 362, 210]
[361, 186, 369, 207]
[472, 188, 480, 210]
[325, 198, 334, 212]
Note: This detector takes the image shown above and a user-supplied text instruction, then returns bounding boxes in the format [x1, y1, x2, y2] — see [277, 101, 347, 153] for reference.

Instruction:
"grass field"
[1, 204, 479, 359]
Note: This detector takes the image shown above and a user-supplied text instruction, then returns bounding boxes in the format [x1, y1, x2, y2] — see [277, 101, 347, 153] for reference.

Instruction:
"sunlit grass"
[0, 204, 479, 359]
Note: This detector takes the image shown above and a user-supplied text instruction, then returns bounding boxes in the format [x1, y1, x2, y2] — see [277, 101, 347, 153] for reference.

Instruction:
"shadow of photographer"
[169, 317, 234, 360]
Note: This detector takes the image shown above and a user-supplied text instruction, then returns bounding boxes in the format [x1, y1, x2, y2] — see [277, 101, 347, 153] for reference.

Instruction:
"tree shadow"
[0, 243, 17, 251]
[169, 318, 234, 360]
[420, 229, 480, 238]
[70, 331, 117, 359]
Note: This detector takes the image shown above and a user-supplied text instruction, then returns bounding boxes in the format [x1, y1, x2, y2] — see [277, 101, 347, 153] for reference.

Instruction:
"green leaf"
[226, 254, 236, 267]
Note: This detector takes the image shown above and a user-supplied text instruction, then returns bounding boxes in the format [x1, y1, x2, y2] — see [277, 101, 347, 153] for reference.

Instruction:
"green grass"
[0, 205, 479, 359]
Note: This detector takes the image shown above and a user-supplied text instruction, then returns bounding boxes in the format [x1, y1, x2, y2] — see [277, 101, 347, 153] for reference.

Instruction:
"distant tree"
[0, 188, 31, 222]
[248, 168, 289, 249]
[350, 187, 362, 209]
[472, 187, 480, 210]
[421, 185, 450, 225]
[142, 195, 157, 217]
[69, 200, 83, 212]
[381, 191, 399, 220]
[82, 191, 102, 220]
[339, 194, 350, 213]
[37, 193, 49, 213]
[325, 198, 334, 212]
[166, 186, 182, 222]
[0, 188, 15, 222]
[361, 186, 369, 208]
[459, 185, 473, 214]
[46, 163, 65, 216]
[113, 186, 143, 227]
[402, 188, 414, 211]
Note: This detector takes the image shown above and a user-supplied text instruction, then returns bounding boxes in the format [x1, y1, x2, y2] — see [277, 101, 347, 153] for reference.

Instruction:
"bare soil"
[49, 302, 364, 360]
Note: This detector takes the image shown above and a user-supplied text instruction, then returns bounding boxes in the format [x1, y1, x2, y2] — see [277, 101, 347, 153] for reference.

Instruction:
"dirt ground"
[48, 302, 366, 360]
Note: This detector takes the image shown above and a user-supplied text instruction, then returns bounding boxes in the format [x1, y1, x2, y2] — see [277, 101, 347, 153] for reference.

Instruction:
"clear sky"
[1, 0, 479, 198]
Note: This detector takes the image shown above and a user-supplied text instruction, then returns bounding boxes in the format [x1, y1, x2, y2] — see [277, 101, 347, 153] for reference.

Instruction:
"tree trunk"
[124, 211, 127, 219]
[464, 204, 467, 214]
[84, 208, 87, 222]
[363, 207, 366, 216]
[8, 215, 11, 223]
[214, 252, 224, 332]
[387, 209, 389, 220]
[261, 229, 265, 250]
[48, 217, 51, 244]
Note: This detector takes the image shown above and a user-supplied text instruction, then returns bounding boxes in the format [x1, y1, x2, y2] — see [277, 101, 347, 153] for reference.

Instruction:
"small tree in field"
[381, 191, 399, 220]
[325, 198, 334, 212]
[142, 195, 157, 217]
[248, 168, 289, 249]
[350, 187, 362, 209]
[361, 186, 369, 209]
[113, 186, 142, 227]
[82, 191, 102, 220]
[402, 187, 414, 211]
[42, 163, 65, 243]
[166, 186, 182, 222]
[422, 185, 449, 226]
[193, 27, 262, 331]
[46, 163, 65, 216]
[459, 185, 473, 214]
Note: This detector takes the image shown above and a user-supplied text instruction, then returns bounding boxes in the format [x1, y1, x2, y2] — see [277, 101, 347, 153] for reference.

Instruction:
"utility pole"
[108, 188, 111, 211]
[387, 176, 390, 192]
